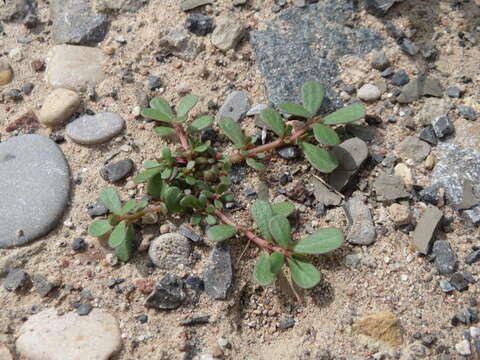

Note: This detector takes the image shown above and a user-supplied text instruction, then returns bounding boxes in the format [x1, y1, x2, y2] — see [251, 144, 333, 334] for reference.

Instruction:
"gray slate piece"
[216, 91, 250, 123]
[0, 134, 70, 248]
[181, 0, 211, 11]
[66, 112, 125, 145]
[432, 240, 457, 275]
[343, 196, 376, 245]
[204, 242, 232, 300]
[374, 174, 409, 202]
[251, 0, 383, 111]
[412, 205, 443, 255]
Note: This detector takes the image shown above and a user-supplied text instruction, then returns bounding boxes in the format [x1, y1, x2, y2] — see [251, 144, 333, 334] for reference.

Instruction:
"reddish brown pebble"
[31, 59, 45, 72]
[5, 110, 40, 133]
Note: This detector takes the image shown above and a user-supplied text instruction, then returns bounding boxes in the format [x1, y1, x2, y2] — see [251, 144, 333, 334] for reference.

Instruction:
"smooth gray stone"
[412, 205, 443, 255]
[343, 196, 376, 245]
[0, 135, 70, 248]
[66, 112, 125, 145]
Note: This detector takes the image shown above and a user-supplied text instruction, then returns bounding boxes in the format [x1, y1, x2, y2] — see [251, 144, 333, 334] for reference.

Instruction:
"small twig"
[236, 239, 252, 266]
[117, 205, 163, 222]
[311, 174, 345, 200]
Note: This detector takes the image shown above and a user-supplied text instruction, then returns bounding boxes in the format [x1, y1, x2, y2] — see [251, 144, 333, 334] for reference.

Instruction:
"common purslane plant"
[88, 81, 365, 290]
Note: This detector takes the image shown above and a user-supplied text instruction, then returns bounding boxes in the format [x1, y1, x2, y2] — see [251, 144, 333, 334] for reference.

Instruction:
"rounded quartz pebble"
[66, 112, 125, 145]
[0, 134, 70, 248]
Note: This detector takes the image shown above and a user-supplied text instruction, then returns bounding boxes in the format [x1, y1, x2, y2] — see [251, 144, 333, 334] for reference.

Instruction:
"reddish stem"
[214, 209, 290, 256]
[173, 123, 190, 152]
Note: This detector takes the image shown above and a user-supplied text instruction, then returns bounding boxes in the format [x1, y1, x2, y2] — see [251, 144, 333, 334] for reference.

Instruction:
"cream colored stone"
[46, 45, 106, 91]
[394, 163, 413, 189]
[425, 154, 436, 170]
[0, 61, 13, 86]
[388, 204, 410, 227]
[16, 308, 121, 360]
[0, 344, 13, 360]
[37, 88, 81, 128]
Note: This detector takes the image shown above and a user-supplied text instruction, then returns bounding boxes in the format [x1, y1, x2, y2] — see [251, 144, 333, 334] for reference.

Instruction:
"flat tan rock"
[46, 45, 106, 91]
[16, 308, 121, 360]
[36, 88, 81, 128]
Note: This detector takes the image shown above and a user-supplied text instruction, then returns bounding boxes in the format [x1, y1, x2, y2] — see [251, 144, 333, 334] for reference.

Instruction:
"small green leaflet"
[251, 200, 273, 241]
[279, 103, 312, 118]
[287, 258, 321, 289]
[302, 81, 325, 116]
[150, 97, 173, 117]
[269, 215, 291, 248]
[271, 202, 295, 217]
[312, 124, 340, 146]
[293, 227, 344, 254]
[300, 142, 338, 173]
[109, 220, 128, 248]
[119, 199, 137, 215]
[218, 117, 248, 146]
[253, 253, 275, 286]
[141, 108, 171, 122]
[207, 225, 237, 242]
[187, 115, 213, 134]
[134, 167, 162, 182]
[179, 195, 201, 209]
[322, 104, 365, 125]
[165, 186, 183, 213]
[147, 174, 163, 200]
[143, 160, 161, 169]
[269, 252, 284, 274]
[246, 158, 265, 171]
[114, 223, 135, 261]
[260, 108, 285, 137]
[100, 188, 122, 215]
[154, 126, 175, 136]
[88, 220, 113, 237]
[177, 94, 198, 117]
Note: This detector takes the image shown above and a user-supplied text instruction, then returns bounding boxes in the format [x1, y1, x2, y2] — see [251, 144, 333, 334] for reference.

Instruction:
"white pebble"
[357, 84, 381, 102]
[455, 339, 471, 355]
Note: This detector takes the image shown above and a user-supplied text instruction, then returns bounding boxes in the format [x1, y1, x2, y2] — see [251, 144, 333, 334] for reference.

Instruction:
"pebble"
[415, 98, 448, 126]
[36, 88, 81, 128]
[391, 69, 409, 86]
[4, 268, 28, 291]
[458, 105, 477, 121]
[100, 159, 134, 182]
[33, 274, 55, 297]
[0, 61, 14, 85]
[181, 0, 211, 11]
[87, 199, 109, 218]
[373, 174, 409, 202]
[76, 303, 93, 316]
[277, 145, 301, 160]
[413, 205, 443, 254]
[381, 67, 394, 78]
[465, 250, 480, 265]
[394, 163, 413, 189]
[211, 16, 246, 51]
[185, 13, 214, 36]
[0, 135, 70, 248]
[388, 203, 410, 226]
[16, 308, 121, 360]
[5, 89, 22, 101]
[148, 233, 191, 269]
[147, 75, 162, 90]
[455, 340, 471, 356]
[204, 242, 232, 300]
[395, 136, 431, 163]
[439, 279, 455, 293]
[453, 308, 478, 326]
[397, 76, 443, 104]
[432, 240, 458, 275]
[178, 224, 202, 243]
[431, 116, 454, 139]
[400, 38, 418, 56]
[418, 126, 438, 146]
[66, 112, 125, 145]
[450, 272, 469, 292]
[145, 274, 186, 310]
[343, 196, 376, 245]
[46, 45, 106, 91]
[216, 90, 251, 123]
[358, 84, 381, 102]
[371, 52, 390, 70]
[311, 177, 342, 207]
[446, 87, 462, 98]
[21, 82, 34, 95]
[278, 317, 295, 329]
[72, 237, 87, 251]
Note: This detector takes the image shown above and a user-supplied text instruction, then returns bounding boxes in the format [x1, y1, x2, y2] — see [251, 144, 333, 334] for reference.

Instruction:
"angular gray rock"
[216, 91, 251, 123]
[363, 0, 403, 16]
[145, 274, 186, 310]
[16, 308, 121, 360]
[328, 137, 369, 191]
[343, 196, 376, 245]
[33, 273, 55, 297]
[148, 233, 191, 269]
[0, 0, 36, 21]
[66, 112, 125, 145]
[432, 240, 457, 275]
[181, 0, 211, 11]
[412, 205, 443, 255]
[251, 0, 383, 111]
[96, 0, 148, 13]
[4, 268, 29, 291]
[310, 177, 342, 206]
[0, 135, 70, 248]
[159, 26, 204, 61]
[373, 174, 409, 201]
[397, 76, 443, 104]
[50, 0, 109, 44]
[395, 136, 431, 163]
[204, 242, 232, 300]
[211, 16, 246, 51]
[100, 159, 133, 183]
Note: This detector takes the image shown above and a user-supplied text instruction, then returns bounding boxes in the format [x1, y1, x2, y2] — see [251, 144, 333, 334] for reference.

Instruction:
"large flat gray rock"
[0, 135, 70, 248]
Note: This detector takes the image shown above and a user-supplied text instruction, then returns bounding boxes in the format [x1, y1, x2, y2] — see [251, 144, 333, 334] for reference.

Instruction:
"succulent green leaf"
[293, 227, 344, 254]
[302, 81, 325, 116]
[218, 117, 247, 146]
[143, 160, 161, 169]
[214, 199, 223, 209]
[322, 104, 365, 125]
[100, 188, 122, 215]
[173, 115, 188, 123]
[115, 224, 134, 261]
[162, 147, 172, 161]
[287, 258, 321, 289]
[260, 108, 285, 137]
[180, 195, 201, 209]
[253, 253, 275, 286]
[150, 97, 173, 117]
[88, 220, 113, 237]
[185, 176, 196, 185]
[147, 174, 163, 200]
[279, 103, 312, 118]
[207, 225, 237, 242]
[141, 108, 171, 122]
[165, 186, 182, 213]
[132, 200, 148, 212]
[271, 202, 296, 217]
[312, 124, 340, 146]
[195, 144, 209, 153]
[269, 252, 285, 274]
[191, 214, 202, 225]
[300, 142, 338, 173]
[269, 215, 292, 248]
[154, 126, 175, 136]
[108, 220, 127, 248]
[206, 214, 217, 225]
[161, 167, 173, 180]
[251, 200, 273, 241]
[246, 158, 265, 171]
[134, 167, 162, 182]
[119, 199, 137, 215]
[187, 115, 213, 134]
[177, 94, 198, 117]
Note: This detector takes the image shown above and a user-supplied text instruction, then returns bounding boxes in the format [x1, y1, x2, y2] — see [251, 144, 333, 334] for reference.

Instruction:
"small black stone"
[4, 269, 28, 291]
[185, 276, 204, 292]
[371, 52, 390, 70]
[185, 13, 214, 37]
[72, 237, 86, 251]
[400, 38, 418, 56]
[87, 199, 109, 218]
[229, 164, 246, 185]
[136, 314, 148, 323]
[145, 274, 186, 310]
[432, 240, 458, 275]
[418, 126, 438, 146]
[315, 203, 326, 217]
[391, 69, 409, 86]
[21, 82, 35, 95]
[201, 128, 218, 143]
[465, 250, 480, 265]
[450, 272, 469, 292]
[120, 69, 134, 83]
[76, 303, 93, 316]
[462, 272, 475, 284]
[380, 67, 394, 78]
[419, 184, 441, 205]
[277, 145, 301, 160]
[147, 75, 162, 90]
[431, 116, 454, 139]
[387, 116, 397, 123]
[80, 289, 94, 300]
[179, 224, 202, 243]
[180, 315, 211, 326]
[421, 334, 437, 347]
[279, 174, 291, 185]
[50, 134, 66, 144]
[458, 105, 477, 121]
[452, 308, 478, 326]
[278, 317, 295, 329]
[100, 159, 134, 183]
[244, 188, 257, 200]
[33, 274, 54, 297]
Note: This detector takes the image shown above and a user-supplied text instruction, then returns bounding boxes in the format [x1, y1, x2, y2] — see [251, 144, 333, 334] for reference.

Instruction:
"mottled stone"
[148, 233, 191, 269]
[216, 91, 250, 123]
[432, 240, 457, 275]
[145, 274, 185, 310]
[66, 112, 125, 145]
[363, 0, 403, 16]
[373, 174, 409, 201]
[46, 45, 106, 91]
[16, 308, 121, 360]
[100, 159, 133, 183]
[414, 98, 448, 126]
[204, 242, 232, 300]
[395, 136, 430, 163]
[397, 76, 443, 104]
[0, 135, 70, 248]
[343, 196, 376, 245]
[211, 16, 246, 51]
[358, 84, 381, 102]
[185, 13, 214, 36]
[412, 205, 442, 254]
[0, 0, 36, 21]
[36, 88, 81, 128]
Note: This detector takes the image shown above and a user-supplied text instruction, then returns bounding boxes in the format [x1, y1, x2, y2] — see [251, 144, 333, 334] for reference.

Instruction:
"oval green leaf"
[88, 220, 113, 237]
[269, 252, 284, 274]
[154, 126, 175, 136]
[322, 104, 366, 125]
[260, 108, 285, 137]
[269, 215, 291, 248]
[119, 199, 137, 215]
[134, 167, 162, 182]
[251, 200, 273, 241]
[147, 174, 163, 200]
[100, 188, 122, 215]
[246, 158, 265, 171]
[293, 227, 344, 254]
[312, 124, 340, 146]
[218, 117, 247, 146]
[177, 94, 198, 117]
[287, 258, 321, 289]
[108, 220, 127, 248]
[187, 115, 213, 134]
[141, 108, 171, 122]
[271, 202, 295, 217]
[207, 225, 237, 242]
[150, 97, 173, 117]
[302, 81, 325, 117]
[278, 103, 312, 118]
[253, 253, 275, 286]
[300, 142, 338, 173]
[115, 224, 134, 261]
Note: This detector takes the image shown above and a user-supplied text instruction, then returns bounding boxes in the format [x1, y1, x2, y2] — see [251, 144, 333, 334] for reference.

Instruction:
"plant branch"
[214, 209, 290, 256]
[173, 123, 190, 152]
[117, 205, 163, 222]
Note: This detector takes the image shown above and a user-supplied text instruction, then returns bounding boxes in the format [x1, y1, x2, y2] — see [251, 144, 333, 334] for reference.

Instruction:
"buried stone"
[145, 274, 186, 310]
[204, 242, 232, 300]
